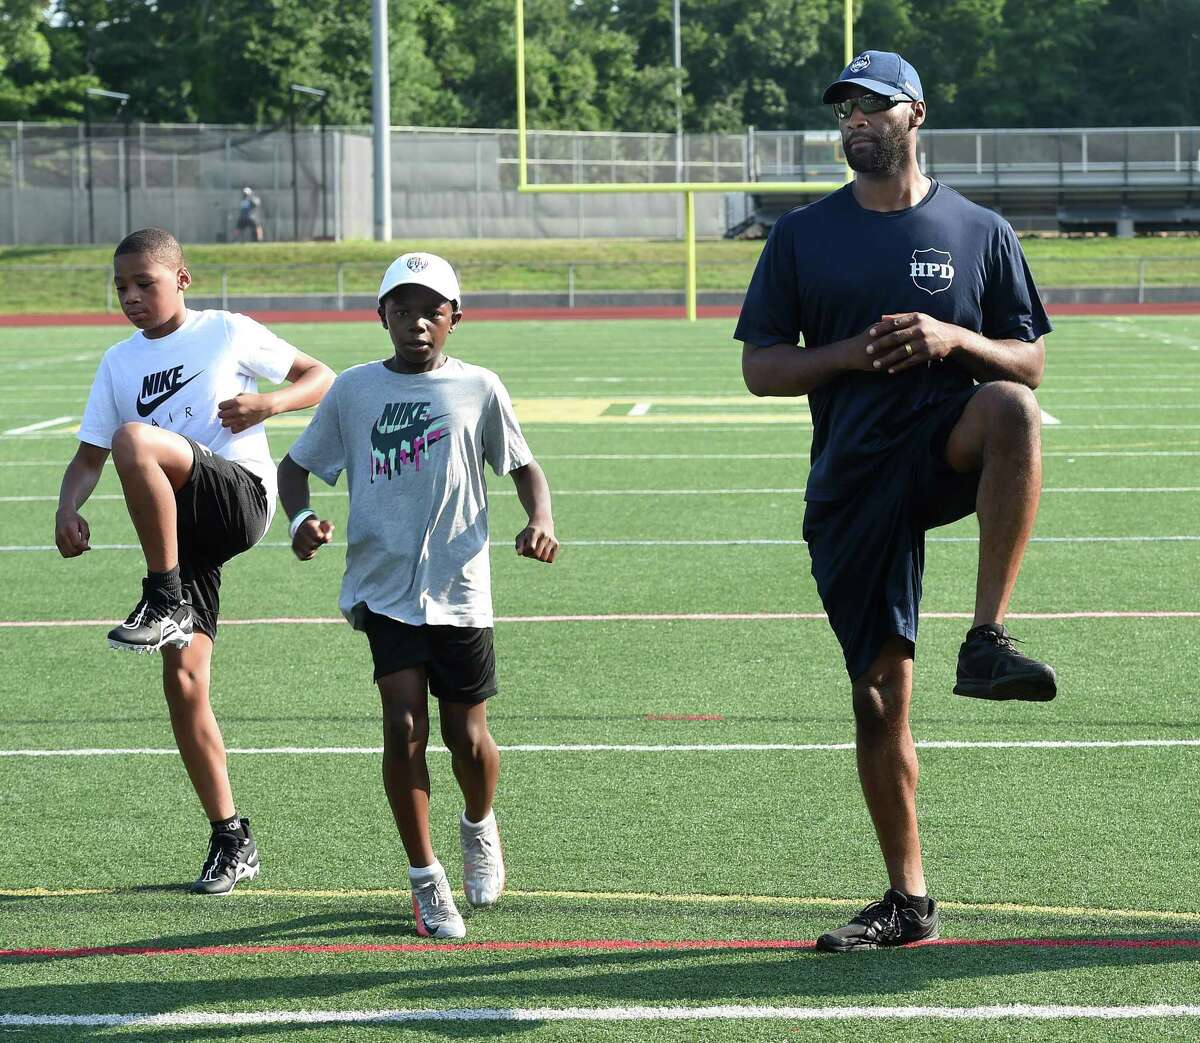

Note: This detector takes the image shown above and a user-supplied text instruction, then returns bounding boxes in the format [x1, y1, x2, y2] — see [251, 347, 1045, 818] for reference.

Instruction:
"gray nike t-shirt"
[287, 357, 532, 629]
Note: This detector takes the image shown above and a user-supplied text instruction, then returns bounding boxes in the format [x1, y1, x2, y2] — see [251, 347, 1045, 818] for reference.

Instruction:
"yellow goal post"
[514, 0, 855, 319]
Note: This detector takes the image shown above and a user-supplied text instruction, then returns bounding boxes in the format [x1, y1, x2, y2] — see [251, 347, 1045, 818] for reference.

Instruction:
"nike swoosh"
[136, 371, 203, 417]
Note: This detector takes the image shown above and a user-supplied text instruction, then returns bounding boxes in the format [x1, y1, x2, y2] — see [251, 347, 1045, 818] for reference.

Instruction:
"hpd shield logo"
[910, 248, 954, 295]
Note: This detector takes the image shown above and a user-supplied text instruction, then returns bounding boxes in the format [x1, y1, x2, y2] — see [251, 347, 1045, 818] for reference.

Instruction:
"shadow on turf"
[4, 916, 1200, 1040]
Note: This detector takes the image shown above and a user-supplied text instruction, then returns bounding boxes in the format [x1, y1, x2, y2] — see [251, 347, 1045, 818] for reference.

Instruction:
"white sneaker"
[410, 864, 465, 939]
[460, 810, 506, 908]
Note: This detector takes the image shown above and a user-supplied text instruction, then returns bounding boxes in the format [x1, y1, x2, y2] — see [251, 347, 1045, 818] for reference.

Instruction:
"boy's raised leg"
[108, 423, 196, 654]
[110, 422, 194, 571]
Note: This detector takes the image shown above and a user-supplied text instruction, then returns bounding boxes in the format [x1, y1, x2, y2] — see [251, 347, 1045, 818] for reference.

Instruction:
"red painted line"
[0, 301, 1196, 328]
[1047, 302, 1200, 316]
[644, 714, 726, 721]
[3, 936, 1198, 961]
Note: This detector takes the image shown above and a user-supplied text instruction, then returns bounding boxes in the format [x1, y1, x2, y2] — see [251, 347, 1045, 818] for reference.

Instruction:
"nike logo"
[136, 369, 202, 417]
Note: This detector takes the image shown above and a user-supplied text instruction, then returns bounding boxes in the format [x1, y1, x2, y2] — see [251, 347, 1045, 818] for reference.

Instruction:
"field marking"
[627, 402, 652, 416]
[4, 886, 1198, 925]
[4, 610, 1200, 630]
[6, 534, 1200, 551]
[2, 415, 74, 435]
[11, 446, 1200, 463]
[3, 738, 1199, 758]
[4, 886, 1198, 924]
[1039, 409, 1060, 426]
[12, 486, 1200, 504]
[3, 1004, 1200, 1027]
[4, 936, 1200, 962]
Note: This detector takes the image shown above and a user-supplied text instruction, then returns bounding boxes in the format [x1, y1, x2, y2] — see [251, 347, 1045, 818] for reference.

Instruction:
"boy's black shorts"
[176, 437, 270, 641]
[802, 388, 981, 682]
[363, 609, 497, 704]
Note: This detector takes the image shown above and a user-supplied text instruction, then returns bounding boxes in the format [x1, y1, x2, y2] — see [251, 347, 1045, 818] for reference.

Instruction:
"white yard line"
[7, 450, 1200, 462]
[7, 487, 1200, 504]
[3, 610, 1199, 629]
[2, 1005, 1199, 1027]
[2, 416, 74, 435]
[627, 402, 652, 416]
[5, 534, 1200, 551]
[1039, 409, 1060, 426]
[3, 739, 1199, 758]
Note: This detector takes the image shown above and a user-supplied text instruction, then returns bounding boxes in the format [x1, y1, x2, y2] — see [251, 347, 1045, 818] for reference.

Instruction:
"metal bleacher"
[745, 126, 1200, 235]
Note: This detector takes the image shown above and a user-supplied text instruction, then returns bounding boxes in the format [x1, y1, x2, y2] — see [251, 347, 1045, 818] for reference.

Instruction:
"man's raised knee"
[984, 381, 1041, 435]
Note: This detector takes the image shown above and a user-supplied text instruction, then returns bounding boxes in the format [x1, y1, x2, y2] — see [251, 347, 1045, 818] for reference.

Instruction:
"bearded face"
[843, 114, 911, 176]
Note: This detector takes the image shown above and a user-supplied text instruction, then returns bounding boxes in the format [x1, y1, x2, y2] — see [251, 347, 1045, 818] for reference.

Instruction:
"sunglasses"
[831, 93, 912, 120]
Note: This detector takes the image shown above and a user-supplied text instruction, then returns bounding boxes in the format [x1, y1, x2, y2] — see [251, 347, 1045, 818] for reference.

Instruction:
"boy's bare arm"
[277, 453, 334, 561]
[510, 460, 557, 563]
[219, 351, 336, 433]
[54, 442, 110, 557]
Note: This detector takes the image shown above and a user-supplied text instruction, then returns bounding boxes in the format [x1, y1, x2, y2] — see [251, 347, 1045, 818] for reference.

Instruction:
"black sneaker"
[190, 818, 260, 895]
[107, 582, 193, 655]
[953, 623, 1057, 702]
[816, 890, 939, 953]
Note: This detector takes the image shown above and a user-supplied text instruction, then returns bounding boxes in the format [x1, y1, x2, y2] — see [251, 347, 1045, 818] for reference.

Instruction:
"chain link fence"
[0, 122, 1196, 245]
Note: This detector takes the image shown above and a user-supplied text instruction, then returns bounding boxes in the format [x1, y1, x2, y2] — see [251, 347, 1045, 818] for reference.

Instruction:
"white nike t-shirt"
[78, 309, 297, 513]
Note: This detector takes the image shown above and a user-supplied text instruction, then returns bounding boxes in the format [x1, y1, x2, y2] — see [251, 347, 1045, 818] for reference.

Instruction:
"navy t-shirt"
[734, 180, 1051, 501]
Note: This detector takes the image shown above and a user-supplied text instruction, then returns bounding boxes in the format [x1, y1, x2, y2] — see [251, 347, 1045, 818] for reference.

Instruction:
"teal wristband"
[288, 508, 317, 539]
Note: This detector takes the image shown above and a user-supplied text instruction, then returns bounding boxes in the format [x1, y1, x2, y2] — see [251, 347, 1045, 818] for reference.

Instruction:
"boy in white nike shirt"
[278, 252, 557, 938]
[54, 227, 334, 894]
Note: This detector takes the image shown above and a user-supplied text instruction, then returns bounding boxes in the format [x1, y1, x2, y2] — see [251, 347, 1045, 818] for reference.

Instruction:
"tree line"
[0, 0, 1195, 131]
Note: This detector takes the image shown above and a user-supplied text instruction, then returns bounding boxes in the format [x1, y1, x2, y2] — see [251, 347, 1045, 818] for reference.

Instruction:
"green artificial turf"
[0, 236, 1198, 313]
[1, 314, 1199, 1040]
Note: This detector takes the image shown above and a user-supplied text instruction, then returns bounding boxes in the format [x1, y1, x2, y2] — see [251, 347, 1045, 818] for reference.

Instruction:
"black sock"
[905, 893, 932, 916]
[210, 814, 243, 837]
[147, 566, 182, 603]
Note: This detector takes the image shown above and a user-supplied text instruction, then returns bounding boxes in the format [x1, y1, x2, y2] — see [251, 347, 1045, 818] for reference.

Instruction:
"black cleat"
[190, 818, 260, 895]
[953, 623, 1057, 702]
[816, 890, 939, 953]
[107, 583, 193, 655]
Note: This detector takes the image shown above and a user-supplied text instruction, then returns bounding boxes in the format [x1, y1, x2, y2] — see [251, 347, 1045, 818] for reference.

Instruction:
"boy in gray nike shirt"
[278, 252, 557, 939]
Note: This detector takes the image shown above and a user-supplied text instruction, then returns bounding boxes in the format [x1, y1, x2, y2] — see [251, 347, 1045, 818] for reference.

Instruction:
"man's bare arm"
[866, 313, 1045, 389]
[742, 329, 875, 398]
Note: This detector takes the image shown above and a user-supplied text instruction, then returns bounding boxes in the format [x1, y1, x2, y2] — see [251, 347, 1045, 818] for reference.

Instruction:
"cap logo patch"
[406, 256, 431, 272]
[849, 53, 871, 72]
[910, 249, 955, 295]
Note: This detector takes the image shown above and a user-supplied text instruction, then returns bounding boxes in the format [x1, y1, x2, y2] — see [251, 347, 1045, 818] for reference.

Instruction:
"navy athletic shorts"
[362, 609, 498, 704]
[802, 387, 981, 681]
[176, 437, 270, 641]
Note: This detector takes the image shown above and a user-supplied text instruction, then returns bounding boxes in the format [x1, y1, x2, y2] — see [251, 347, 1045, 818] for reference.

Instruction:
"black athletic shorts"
[802, 388, 981, 682]
[176, 437, 270, 641]
[362, 609, 497, 704]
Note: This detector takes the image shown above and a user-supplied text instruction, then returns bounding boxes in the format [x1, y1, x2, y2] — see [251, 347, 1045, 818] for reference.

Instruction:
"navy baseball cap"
[822, 51, 923, 104]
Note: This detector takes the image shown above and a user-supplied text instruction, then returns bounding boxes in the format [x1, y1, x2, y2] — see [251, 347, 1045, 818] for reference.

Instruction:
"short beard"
[845, 122, 909, 176]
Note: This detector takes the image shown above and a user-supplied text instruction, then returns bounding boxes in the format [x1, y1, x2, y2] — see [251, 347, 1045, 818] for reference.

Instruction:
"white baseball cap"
[377, 252, 461, 307]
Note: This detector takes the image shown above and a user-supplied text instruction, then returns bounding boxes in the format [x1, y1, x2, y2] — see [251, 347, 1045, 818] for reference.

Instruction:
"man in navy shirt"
[736, 50, 1057, 953]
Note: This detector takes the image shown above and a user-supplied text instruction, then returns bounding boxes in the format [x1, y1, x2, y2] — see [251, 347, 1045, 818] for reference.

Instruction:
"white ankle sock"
[462, 809, 495, 831]
[408, 859, 443, 882]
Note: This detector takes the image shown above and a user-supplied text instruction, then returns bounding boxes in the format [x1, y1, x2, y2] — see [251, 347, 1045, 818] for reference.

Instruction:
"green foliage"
[1, 1, 1198, 129]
